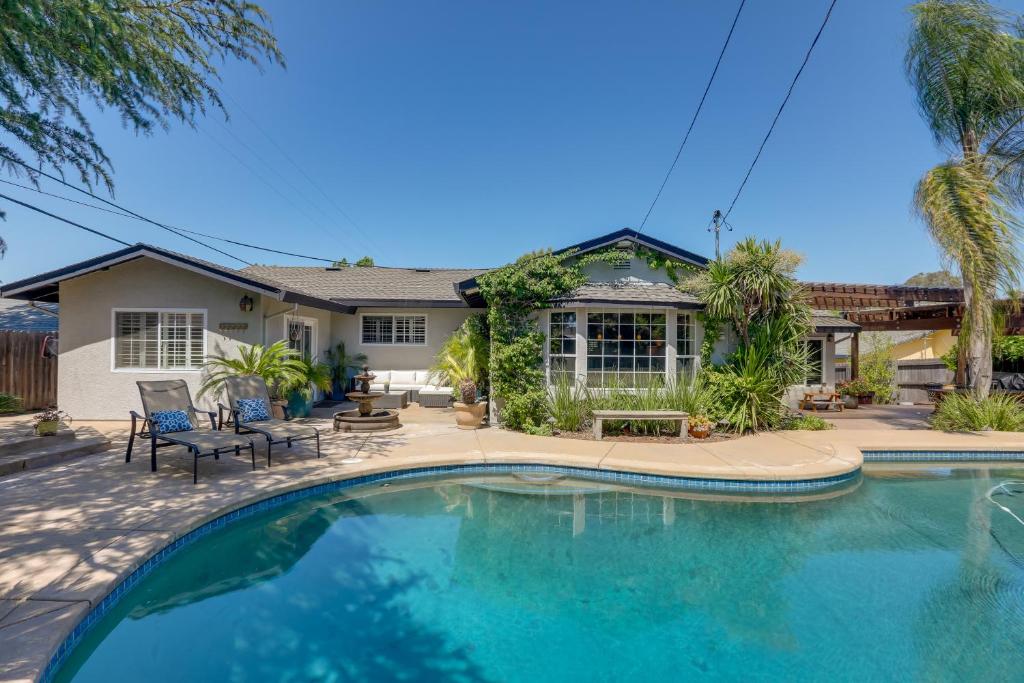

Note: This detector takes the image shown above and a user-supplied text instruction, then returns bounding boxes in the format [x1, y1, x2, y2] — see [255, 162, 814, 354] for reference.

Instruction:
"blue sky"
[4, 0, 1024, 284]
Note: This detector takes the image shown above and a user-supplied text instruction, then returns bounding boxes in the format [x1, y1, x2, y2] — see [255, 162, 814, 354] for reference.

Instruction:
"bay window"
[586, 311, 666, 388]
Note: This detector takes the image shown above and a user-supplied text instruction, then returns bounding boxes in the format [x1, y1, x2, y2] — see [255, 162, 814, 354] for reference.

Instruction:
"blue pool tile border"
[41, 462, 860, 682]
[863, 449, 1024, 462]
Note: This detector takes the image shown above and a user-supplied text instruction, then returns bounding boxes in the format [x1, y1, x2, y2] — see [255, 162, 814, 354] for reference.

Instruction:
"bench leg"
[593, 419, 602, 441]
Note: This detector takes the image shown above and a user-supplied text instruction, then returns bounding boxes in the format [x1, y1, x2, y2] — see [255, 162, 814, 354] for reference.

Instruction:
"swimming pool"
[55, 467, 1024, 681]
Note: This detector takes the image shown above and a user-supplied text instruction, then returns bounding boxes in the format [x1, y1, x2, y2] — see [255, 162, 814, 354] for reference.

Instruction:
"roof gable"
[556, 228, 710, 267]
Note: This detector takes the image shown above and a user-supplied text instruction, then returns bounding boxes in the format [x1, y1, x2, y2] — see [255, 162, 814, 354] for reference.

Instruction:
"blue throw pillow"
[150, 410, 193, 434]
[237, 397, 270, 423]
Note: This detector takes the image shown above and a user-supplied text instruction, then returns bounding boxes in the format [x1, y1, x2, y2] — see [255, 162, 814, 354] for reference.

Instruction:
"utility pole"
[708, 209, 732, 260]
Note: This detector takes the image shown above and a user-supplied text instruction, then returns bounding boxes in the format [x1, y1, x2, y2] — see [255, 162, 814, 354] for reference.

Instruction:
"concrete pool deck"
[1, 407, 1023, 682]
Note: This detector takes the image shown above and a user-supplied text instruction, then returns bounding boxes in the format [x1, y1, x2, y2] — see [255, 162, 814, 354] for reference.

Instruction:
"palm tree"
[198, 340, 306, 400]
[907, 0, 1024, 397]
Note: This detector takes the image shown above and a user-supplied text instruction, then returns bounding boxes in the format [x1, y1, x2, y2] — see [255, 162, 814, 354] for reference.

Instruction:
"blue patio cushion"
[237, 397, 270, 423]
[150, 410, 194, 434]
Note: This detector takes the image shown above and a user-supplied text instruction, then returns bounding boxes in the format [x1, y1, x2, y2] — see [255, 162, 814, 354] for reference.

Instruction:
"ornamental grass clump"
[546, 374, 591, 432]
[931, 393, 1024, 432]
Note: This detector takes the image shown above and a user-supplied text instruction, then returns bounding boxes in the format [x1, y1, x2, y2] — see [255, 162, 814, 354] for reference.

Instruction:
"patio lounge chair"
[126, 380, 256, 484]
[218, 375, 321, 466]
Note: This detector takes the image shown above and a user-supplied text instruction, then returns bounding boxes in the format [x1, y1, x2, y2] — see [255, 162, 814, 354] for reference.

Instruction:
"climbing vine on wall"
[477, 247, 631, 432]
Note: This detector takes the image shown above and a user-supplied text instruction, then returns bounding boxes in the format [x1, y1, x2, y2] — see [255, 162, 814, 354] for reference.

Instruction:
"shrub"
[860, 335, 897, 404]
[931, 393, 1024, 432]
[781, 413, 834, 431]
[0, 393, 22, 414]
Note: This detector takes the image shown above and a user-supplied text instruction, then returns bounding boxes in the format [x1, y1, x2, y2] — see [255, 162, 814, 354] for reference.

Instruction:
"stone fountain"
[332, 366, 401, 441]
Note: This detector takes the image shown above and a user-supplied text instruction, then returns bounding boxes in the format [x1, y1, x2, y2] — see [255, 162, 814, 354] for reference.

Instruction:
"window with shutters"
[361, 314, 427, 345]
[113, 310, 206, 370]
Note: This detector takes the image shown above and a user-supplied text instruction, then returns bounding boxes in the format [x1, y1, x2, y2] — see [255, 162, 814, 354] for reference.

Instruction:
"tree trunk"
[963, 284, 994, 398]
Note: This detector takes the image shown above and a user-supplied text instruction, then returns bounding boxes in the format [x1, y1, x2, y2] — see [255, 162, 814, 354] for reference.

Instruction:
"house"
[0, 298, 58, 332]
[0, 229, 857, 419]
[835, 329, 957, 364]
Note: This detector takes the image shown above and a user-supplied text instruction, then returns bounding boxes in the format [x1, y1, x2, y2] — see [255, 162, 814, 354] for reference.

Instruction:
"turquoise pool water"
[56, 467, 1024, 682]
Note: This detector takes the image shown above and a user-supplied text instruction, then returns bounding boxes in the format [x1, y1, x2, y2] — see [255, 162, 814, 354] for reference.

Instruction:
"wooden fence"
[834, 358, 953, 403]
[0, 331, 57, 410]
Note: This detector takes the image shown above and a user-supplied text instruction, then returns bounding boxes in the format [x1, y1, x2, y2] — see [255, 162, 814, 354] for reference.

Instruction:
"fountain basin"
[333, 408, 401, 432]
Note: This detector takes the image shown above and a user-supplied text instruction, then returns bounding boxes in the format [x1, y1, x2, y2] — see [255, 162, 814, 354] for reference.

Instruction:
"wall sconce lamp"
[239, 294, 254, 313]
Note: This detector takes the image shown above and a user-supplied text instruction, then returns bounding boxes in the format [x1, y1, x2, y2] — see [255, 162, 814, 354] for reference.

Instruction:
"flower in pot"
[687, 413, 713, 439]
[839, 378, 875, 405]
[33, 407, 69, 436]
[432, 326, 488, 430]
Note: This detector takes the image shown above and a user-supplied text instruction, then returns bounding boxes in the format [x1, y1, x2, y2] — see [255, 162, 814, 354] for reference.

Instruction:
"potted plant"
[199, 341, 307, 419]
[687, 414, 713, 439]
[432, 326, 488, 430]
[838, 379, 875, 406]
[34, 407, 69, 436]
[324, 341, 367, 400]
[282, 357, 333, 418]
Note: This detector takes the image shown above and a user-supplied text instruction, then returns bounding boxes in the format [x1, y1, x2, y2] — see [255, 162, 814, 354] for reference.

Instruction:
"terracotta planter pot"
[688, 425, 712, 439]
[270, 400, 288, 420]
[453, 401, 487, 430]
[35, 420, 60, 436]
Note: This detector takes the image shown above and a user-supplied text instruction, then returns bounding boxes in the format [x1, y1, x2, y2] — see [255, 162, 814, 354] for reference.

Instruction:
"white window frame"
[547, 310, 577, 384]
[286, 315, 319, 359]
[805, 337, 825, 386]
[110, 308, 207, 373]
[676, 312, 698, 379]
[359, 313, 428, 346]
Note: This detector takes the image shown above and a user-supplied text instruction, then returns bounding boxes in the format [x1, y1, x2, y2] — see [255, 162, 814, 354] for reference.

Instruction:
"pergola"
[802, 282, 968, 380]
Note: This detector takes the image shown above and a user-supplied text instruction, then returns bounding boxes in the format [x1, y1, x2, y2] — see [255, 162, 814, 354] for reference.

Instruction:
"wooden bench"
[592, 409, 688, 440]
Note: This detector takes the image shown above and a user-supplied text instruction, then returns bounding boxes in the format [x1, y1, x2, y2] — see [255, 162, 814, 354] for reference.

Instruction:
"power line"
[221, 90, 383, 256]
[722, 0, 838, 220]
[0, 153, 252, 266]
[0, 177, 336, 263]
[0, 192, 131, 247]
[638, 0, 748, 233]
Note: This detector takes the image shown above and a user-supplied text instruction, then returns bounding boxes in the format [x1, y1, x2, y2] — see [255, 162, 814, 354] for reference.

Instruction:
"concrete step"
[0, 427, 111, 477]
[0, 426, 76, 457]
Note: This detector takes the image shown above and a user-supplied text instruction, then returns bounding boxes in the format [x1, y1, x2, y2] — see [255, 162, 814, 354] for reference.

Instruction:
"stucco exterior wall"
[330, 307, 474, 372]
[58, 258, 267, 420]
[890, 330, 957, 361]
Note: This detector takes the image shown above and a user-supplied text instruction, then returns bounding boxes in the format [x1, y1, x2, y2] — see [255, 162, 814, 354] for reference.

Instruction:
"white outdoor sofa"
[368, 370, 453, 407]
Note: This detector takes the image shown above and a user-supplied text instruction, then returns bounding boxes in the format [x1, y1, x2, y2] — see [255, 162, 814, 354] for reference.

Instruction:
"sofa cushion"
[370, 370, 390, 384]
[419, 385, 453, 395]
[389, 384, 421, 392]
[389, 370, 417, 385]
[414, 370, 434, 385]
[369, 383, 387, 392]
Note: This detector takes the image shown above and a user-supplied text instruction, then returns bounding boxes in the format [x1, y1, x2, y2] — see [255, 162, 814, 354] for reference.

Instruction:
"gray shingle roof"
[552, 281, 701, 308]
[811, 313, 861, 332]
[0, 299, 58, 331]
[243, 265, 487, 306]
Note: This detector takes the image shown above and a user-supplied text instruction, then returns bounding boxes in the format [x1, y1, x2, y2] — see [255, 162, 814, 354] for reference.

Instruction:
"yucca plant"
[931, 392, 1024, 432]
[198, 340, 306, 400]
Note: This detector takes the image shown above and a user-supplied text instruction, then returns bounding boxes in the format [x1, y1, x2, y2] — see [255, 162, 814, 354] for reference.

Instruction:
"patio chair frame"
[126, 381, 256, 484]
[216, 375, 321, 466]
